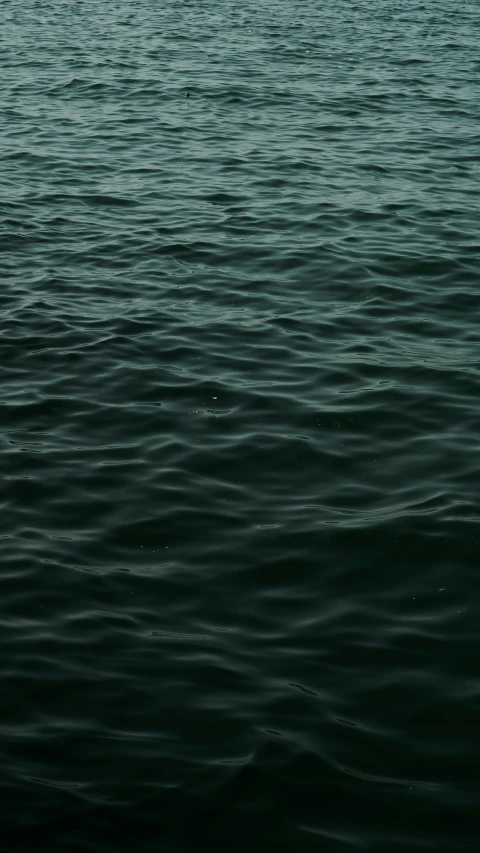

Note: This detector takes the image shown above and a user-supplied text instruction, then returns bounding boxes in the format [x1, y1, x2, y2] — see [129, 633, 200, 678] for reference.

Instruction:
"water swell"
[1, 0, 479, 849]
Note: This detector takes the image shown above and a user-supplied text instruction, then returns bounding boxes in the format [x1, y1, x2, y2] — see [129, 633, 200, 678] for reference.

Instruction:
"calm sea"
[1, 0, 479, 850]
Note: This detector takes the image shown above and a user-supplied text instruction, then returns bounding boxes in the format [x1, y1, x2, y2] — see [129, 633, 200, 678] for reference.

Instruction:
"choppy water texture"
[2, 0, 480, 849]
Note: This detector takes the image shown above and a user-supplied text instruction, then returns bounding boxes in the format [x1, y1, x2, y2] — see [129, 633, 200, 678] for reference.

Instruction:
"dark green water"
[2, 0, 479, 850]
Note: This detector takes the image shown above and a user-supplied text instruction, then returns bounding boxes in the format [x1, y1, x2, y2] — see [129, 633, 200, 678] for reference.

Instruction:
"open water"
[1, 0, 479, 850]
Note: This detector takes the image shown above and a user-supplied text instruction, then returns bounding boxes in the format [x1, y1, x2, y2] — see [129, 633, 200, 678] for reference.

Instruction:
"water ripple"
[1, 0, 479, 850]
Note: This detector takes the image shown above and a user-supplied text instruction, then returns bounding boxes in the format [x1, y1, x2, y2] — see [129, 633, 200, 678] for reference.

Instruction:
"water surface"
[1, 0, 479, 850]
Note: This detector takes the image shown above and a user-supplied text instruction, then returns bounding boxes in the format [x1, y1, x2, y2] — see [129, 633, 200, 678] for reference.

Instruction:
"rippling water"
[2, 0, 479, 849]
